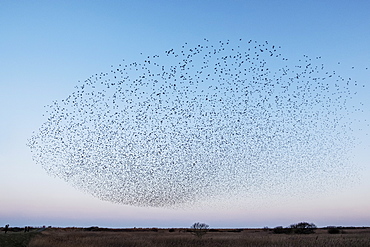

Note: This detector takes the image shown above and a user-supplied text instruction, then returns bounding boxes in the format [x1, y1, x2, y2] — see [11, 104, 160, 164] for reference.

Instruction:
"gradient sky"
[1, 0, 370, 228]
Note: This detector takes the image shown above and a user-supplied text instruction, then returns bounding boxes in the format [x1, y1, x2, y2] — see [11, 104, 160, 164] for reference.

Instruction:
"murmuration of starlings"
[28, 39, 367, 208]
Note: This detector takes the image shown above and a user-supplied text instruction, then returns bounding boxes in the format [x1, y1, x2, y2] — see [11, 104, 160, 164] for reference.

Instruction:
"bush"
[273, 226, 291, 234]
[290, 222, 316, 234]
[84, 226, 100, 231]
[190, 222, 209, 238]
[328, 228, 341, 234]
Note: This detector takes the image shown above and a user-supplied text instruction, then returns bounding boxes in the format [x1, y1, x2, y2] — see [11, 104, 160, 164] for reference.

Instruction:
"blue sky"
[1, 0, 370, 228]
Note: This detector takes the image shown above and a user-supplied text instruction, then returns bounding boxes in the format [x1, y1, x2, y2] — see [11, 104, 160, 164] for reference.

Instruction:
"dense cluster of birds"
[28, 39, 366, 207]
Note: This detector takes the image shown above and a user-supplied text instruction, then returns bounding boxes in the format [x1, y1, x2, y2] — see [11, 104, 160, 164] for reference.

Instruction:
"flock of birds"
[28, 39, 367, 207]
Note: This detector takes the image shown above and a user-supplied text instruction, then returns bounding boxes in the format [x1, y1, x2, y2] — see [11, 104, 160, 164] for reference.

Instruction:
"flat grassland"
[1, 227, 370, 247]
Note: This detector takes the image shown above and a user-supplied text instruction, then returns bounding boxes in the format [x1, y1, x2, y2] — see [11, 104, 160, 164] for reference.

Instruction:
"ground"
[1, 227, 370, 247]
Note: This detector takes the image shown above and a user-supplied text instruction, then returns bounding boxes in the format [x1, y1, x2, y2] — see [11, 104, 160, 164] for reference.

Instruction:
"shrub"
[228, 229, 243, 232]
[290, 222, 316, 234]
[190, 222, 209, 238]
[84, 226, 100, 231]
[328, 228, 341, 234]
[273, 226, 291, 234]
[209, 229, 219, 232]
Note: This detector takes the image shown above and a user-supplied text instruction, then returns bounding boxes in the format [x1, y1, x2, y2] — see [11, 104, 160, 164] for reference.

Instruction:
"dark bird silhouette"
[27, 39, 367, 208]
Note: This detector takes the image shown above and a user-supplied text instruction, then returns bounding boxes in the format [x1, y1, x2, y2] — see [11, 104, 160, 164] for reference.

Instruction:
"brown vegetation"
[23, 227, 370, 247]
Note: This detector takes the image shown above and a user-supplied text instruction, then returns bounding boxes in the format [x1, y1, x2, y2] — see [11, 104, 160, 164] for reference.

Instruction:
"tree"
[290, 222, 317, 234]
[190, 222, 209, 238]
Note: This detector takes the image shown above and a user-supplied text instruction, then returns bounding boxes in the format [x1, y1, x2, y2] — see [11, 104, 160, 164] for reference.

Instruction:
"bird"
[27, 38, 367, 208]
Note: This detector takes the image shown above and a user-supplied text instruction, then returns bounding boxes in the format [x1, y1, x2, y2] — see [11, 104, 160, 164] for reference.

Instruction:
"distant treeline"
[1, 225, 369, 233]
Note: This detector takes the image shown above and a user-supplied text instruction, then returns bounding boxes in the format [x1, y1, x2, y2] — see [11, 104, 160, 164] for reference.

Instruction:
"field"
[1, 227, 370, 247]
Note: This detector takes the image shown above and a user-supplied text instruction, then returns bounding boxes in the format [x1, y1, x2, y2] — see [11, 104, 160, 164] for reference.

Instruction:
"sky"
[1, 0, 370, 228]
